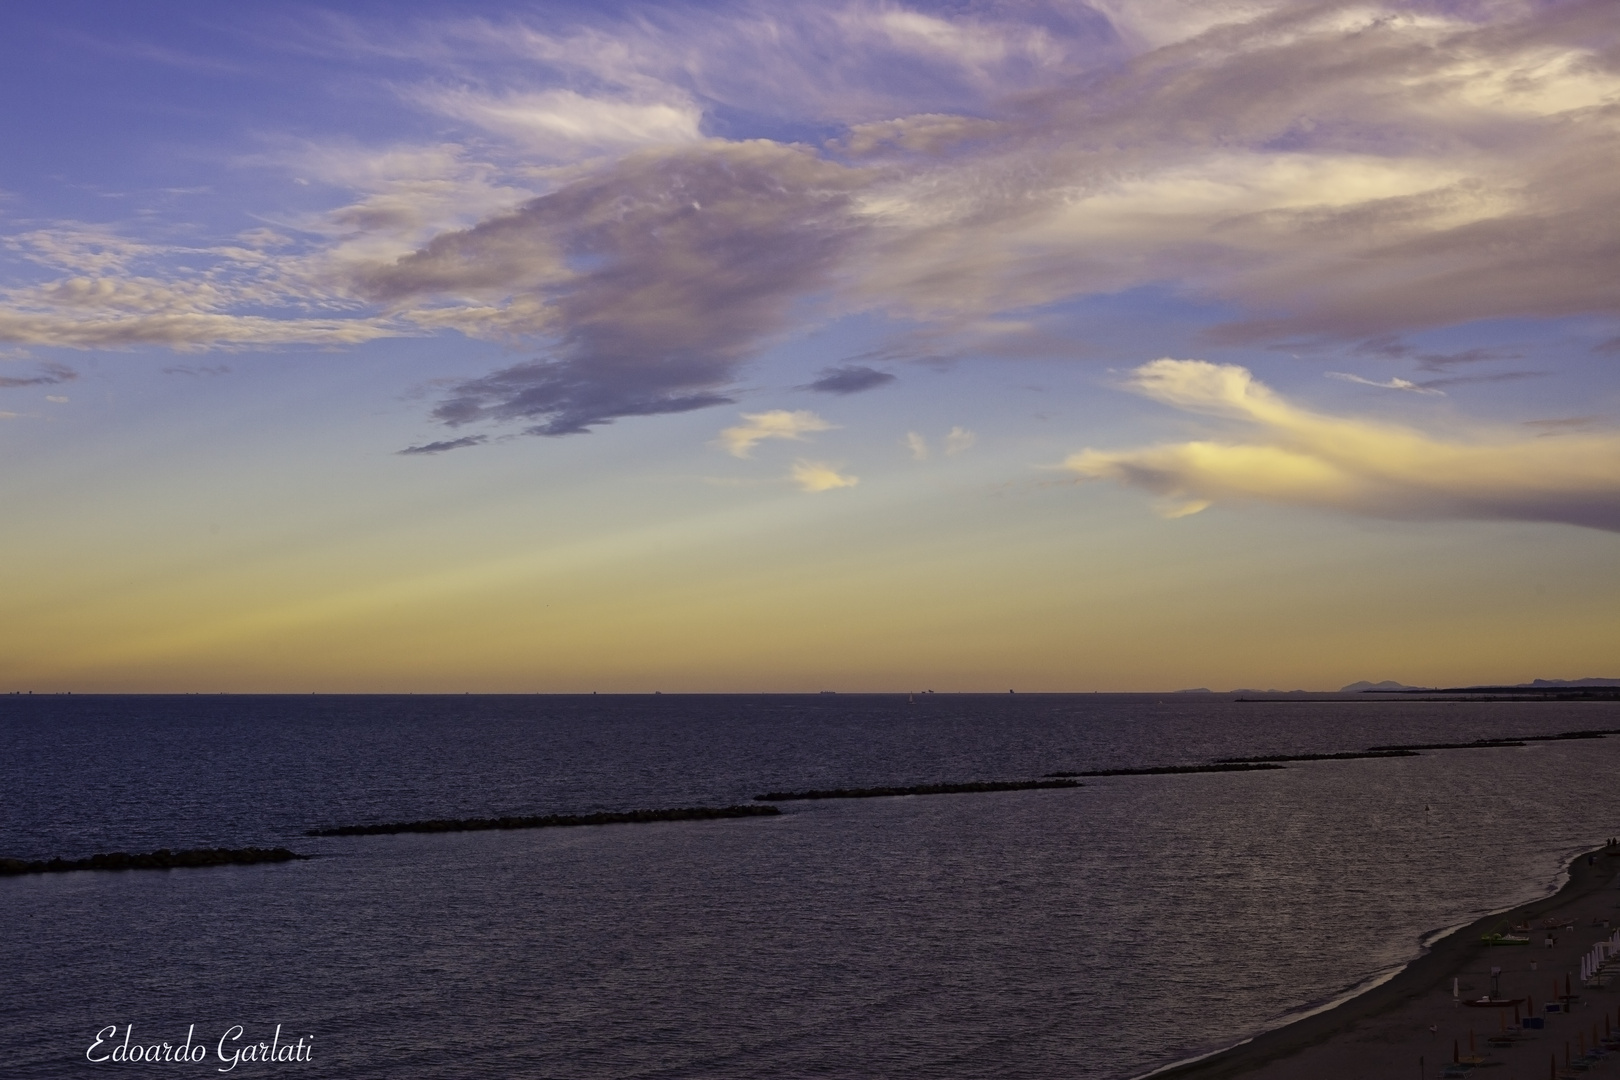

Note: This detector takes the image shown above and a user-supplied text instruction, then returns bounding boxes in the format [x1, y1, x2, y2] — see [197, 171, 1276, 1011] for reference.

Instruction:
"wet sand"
[1153, 844, 1620, 1080]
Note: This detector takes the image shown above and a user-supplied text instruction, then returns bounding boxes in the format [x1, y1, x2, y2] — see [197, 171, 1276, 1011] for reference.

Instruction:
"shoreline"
[1143, 842, 1620, 1079]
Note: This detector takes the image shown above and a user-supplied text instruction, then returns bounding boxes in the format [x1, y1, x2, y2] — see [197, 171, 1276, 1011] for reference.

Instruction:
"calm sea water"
[3, 694, 1618, 1078]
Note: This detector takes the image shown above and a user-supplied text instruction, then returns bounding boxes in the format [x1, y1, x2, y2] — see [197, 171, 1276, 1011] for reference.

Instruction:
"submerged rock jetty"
[1052, 727, 1619, 779]
[308, 804, 780, 837]
[1216, 750, 1419, 764]
[1047, 762, 1284, 777]
[754, 779, 1080, 801]
[0, 846, 307, 876]
[1369, 729, 1619, 752]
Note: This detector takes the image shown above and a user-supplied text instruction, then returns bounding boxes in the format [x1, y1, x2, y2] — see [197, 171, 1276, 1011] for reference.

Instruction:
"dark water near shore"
[3, 694, 1618, 1078]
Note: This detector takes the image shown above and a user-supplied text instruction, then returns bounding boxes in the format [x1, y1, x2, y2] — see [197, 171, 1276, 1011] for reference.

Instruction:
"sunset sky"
[2, 0, 1617, 692]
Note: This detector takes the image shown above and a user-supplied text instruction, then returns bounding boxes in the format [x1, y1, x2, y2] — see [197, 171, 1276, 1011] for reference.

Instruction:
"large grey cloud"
[361, 142, 869, 435]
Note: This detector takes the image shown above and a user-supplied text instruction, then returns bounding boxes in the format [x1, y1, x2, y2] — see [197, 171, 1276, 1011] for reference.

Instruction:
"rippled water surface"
[3, 694, 1618, 1078]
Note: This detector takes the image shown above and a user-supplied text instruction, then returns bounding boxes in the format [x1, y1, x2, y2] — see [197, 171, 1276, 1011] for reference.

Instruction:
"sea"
[2, 693, 1618, 1079]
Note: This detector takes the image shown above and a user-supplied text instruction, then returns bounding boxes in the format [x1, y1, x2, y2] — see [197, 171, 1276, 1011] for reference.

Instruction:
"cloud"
[0, 361, 76, 388]
[944, 425, 976, 455]
[0, 310, 400, 350]
[415, 87, 704, 160]
[800, 364, 895, 395]
[905, 431, 929, 460]
[1066, 359, 1620, 532]
[370, 142, 869, 435]
[1325, 371, 1443, 395]
[715, 409, 834, 458]
[853, 0, 1620, 344]
[411, 3, 1098, 131]
[398, 435, 489, 455]
[45, 395, 68, 403]
[3, 0, 1618, 441]
[163, 364, 231, 377]
[790, 459, 859, 492]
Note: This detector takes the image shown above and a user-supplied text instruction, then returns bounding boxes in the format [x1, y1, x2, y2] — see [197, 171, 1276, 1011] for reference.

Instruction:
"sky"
[1, 0, 1617, 693]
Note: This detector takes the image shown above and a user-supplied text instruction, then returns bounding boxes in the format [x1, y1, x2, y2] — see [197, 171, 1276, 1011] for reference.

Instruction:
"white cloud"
[790, 459, 859, 492]
[715, 409, 835, 458]
[45, 395, 68, 403]
[1326, 372, 1443, 395]
[905, 431, 929, 460]
[415, 87, 703, 158]
[944, 426, 976, 455]
[1065, 359, 1620, 532]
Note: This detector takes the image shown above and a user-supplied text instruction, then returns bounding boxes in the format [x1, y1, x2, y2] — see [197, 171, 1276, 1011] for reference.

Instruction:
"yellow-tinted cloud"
[716, 409, 834, 458]
[1066, 359, 1620, 532]
[789, 459, 858, 492]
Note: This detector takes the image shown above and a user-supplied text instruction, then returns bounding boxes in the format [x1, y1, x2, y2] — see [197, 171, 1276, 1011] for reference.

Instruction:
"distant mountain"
[1342, 676, 1620, 694]
[1341, 680, 1424, 693]
[1526, 677, 1620, 687]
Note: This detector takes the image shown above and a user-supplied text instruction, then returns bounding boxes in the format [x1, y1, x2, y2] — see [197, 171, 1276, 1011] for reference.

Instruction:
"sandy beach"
[1155, 843, 1620, 1080]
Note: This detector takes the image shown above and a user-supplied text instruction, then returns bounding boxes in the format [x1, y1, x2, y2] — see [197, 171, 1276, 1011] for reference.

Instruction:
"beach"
[1155, 844, 1620, 1079]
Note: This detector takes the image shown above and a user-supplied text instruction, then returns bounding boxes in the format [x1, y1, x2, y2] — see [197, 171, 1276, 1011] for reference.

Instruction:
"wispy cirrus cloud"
[1067, 359, 1620, 532]
[412, 87, 704, 160]
[715, 409, 835, 458]
[1326, 371, 1443, 395]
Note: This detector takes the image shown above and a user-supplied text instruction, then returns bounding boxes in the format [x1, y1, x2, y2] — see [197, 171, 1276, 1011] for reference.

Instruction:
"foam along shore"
[754, 779, 1080, 801]
[308, 804, 781, 837]
[1147, 842, 1620, 1080]
[0, 847, 308, 876]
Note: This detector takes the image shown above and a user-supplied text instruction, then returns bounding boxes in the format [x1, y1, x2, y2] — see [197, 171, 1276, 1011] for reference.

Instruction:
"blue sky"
[2, 0, 1617, 691]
